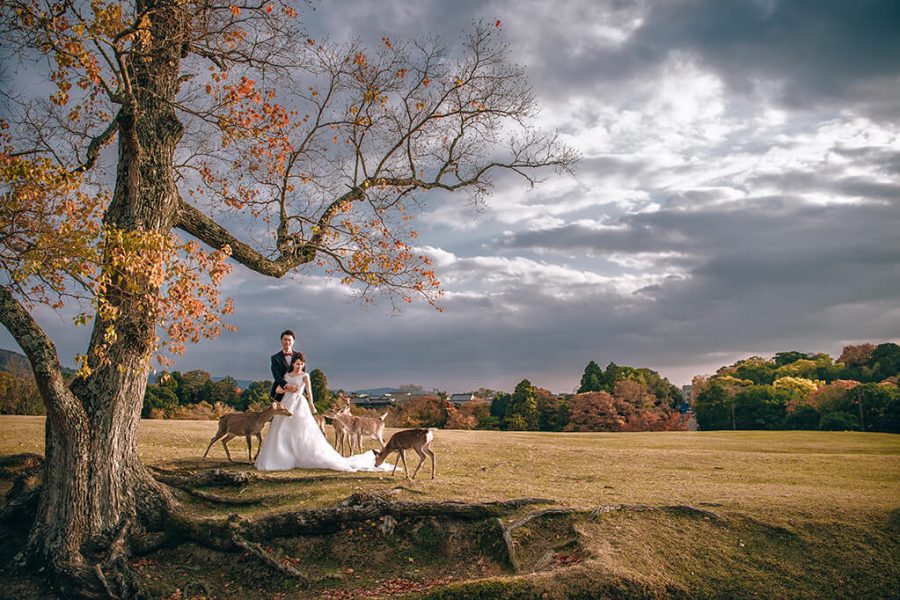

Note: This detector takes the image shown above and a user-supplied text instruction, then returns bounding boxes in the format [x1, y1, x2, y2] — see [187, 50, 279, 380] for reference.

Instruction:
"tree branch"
[0, 286, 85, 423]
[175, 198, 310, 277]
[72, 119, 119, 175]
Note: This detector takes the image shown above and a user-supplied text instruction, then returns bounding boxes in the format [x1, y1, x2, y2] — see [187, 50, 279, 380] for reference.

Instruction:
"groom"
[270, 329, 304, 401]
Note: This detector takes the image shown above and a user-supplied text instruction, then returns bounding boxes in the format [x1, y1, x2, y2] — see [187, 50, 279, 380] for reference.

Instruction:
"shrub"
[818, 411, 860, 431]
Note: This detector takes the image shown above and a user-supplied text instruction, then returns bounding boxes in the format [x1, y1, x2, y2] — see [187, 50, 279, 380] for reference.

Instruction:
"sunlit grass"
[2, 416, 897, 598]
[1, 416, 897, 525]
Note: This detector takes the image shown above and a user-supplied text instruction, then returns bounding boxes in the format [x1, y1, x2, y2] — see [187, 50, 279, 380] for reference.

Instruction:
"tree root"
[149, 470, 268, 506]
[149, 466, 379, 488]
[231, 532, 309, 582]
[181, 487, 267, 506]
[0, 452, 44, 478]
[0, 470, 42, 527]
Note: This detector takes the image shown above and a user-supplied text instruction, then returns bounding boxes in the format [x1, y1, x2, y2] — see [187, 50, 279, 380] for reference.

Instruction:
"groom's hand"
[285, 384, 298, 392]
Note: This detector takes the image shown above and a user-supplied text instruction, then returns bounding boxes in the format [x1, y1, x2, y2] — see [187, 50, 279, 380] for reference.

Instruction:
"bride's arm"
[303, 373, 316, 413]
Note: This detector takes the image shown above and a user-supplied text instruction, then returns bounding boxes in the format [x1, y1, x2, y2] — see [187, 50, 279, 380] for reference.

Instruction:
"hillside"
[0, 349, 31, 378]
[0, 420, 897, 598]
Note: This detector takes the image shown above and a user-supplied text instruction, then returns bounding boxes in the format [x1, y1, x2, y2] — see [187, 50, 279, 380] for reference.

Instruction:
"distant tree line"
[371, 362, 686, 433]
[141, 368, 335, 419]
[2, 343, 897, 434]
[693, 343, 900, 432]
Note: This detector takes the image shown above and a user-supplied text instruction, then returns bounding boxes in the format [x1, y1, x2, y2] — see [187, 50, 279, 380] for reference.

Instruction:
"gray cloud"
[3, 0, 900, 394]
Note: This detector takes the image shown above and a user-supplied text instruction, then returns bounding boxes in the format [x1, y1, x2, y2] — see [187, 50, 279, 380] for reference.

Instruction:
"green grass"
[1, 416, 898, 598]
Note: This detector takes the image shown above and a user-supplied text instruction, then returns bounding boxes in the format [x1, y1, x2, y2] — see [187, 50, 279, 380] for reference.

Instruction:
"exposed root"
[0, 470, 42, 527]
[243, 494, 555, 541]
[149, 467, 259, 488]
[181, 488, 266, 506]
[501, 509, 590, 573]
[159, 493, 555, 555]
[391, 485, 428, 496]
[0, 452, 44, 478]
[150, 466, 377, 488]
[93, 563, 116, 600]
[231, 532, 309, 582]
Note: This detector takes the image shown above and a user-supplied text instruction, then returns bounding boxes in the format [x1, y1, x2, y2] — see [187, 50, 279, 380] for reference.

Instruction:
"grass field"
[1, 416, 898, 598]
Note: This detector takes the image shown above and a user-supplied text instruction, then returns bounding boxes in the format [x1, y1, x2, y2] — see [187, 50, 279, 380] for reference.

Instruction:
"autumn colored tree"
[808, 379, 860, 413]
[613, 379, 655, 411]
[718, 356, 776, 385]
[392, 395, 444, 428]
[535, 387, 568, 431]
[564, 391, 623, 432]
[0, 2, 574, 594]
[838, 343, 877, 368]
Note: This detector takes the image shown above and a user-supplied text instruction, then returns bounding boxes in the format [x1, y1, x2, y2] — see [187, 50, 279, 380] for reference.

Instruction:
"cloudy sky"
[4, 0, 900, 393]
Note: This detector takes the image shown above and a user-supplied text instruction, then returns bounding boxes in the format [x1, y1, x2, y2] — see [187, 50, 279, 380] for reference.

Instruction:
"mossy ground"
[0, 416, 897, 598]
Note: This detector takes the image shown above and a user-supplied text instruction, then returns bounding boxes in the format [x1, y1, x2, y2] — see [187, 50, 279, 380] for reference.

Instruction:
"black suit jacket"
[270, 350, 304, 401]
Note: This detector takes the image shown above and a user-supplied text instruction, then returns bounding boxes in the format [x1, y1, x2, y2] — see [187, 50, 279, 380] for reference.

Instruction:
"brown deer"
[373, 428, 436, 479]
[202, 402, 292, 463]
[313, 412, 327, 436]
[323, 403, 353, 455]
[345, 411, 389, 454]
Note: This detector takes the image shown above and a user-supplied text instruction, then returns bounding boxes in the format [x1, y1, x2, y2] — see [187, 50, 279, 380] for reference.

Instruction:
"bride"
[255, 353, 392, 472]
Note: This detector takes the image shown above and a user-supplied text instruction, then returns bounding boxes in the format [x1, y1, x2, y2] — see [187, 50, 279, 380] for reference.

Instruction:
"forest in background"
[1, 342, 898, 433]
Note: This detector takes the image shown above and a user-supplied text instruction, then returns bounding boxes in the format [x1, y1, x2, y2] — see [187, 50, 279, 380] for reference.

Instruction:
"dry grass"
[1, 416, 897, 523]
[1, 417, 898, 598]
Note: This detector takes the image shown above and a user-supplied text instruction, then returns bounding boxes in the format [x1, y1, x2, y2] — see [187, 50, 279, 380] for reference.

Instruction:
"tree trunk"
[20, 2, 189, 593]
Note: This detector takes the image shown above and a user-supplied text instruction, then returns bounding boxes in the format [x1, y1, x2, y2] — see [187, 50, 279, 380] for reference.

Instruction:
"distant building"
[351, 393, 395, 408]
[449, 393, 476, 405]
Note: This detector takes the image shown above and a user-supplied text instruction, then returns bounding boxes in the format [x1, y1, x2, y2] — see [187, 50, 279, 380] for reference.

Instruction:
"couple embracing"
[255, 329, 392, 473]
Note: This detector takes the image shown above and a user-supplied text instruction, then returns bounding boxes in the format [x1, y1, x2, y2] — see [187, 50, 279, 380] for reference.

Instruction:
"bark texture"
[1, 2, 190, 595]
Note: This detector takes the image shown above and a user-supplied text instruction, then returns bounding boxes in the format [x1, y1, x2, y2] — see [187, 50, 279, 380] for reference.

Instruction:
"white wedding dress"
[255, 373, 392, 472]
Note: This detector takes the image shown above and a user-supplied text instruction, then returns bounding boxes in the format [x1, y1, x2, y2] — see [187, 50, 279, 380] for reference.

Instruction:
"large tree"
[0, 1, 574, 594]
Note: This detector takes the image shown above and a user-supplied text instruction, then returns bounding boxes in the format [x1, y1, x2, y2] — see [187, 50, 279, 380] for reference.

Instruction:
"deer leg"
[221, 434, 236, 462]
[245, 434, 253, 463]
[425, 446, 436, 479]
[410, 447, 427, 480]
[253, 432, 263, 461]
[390, 450, 401, 477]
[203, 432, 224, 460]
[400, 450, 411, 479]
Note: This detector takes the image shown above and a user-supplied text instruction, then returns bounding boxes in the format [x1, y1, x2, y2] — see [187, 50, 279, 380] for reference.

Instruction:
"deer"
[322, 403, 353, 455]
[202, 402, 292, 463]
[373, 428, 437, 480]
[313, 412, 327, 437]
[344, 411, 389, 454]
